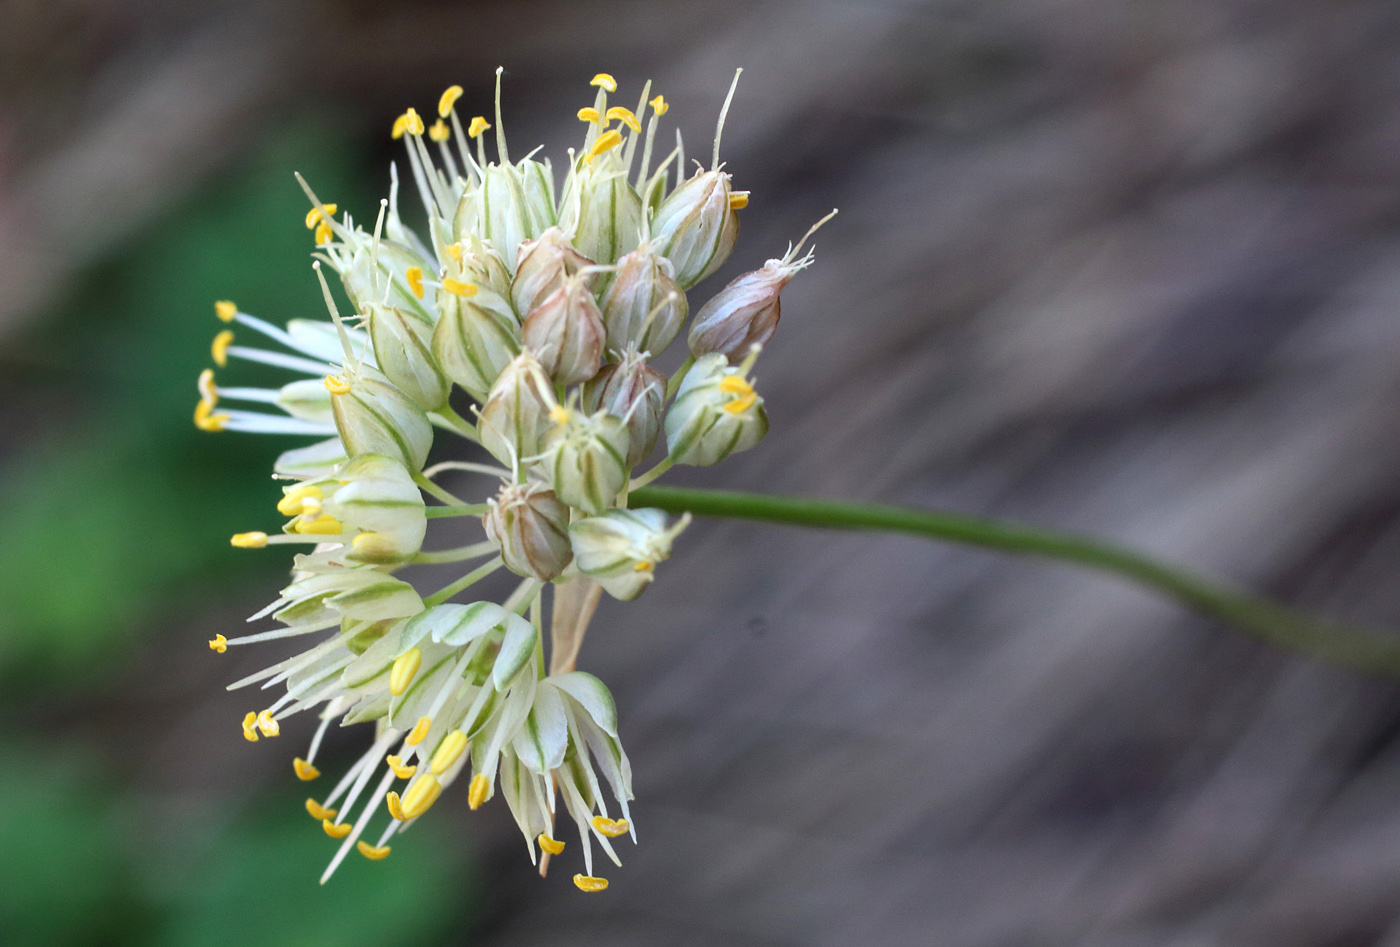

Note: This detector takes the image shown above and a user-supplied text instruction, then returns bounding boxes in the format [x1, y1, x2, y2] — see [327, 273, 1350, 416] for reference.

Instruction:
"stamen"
[215, 300, 237, 322]
[306, 798, 337, 820]
[315, 221, 333, 245]
[324, 375, 352, 395]
[389, 648, 422, 696]
[573, 875, 609, 892]
[444, 243, 462, 261]
[209, 634, 228, 653]
[386, 755, 416, 780]
[428, 119, 450, 143]
[294, 757, 321, 781]
[549, 405, 572, 426]
[351, 532, 394, 560]
[649, 94, 668, 116]
[468, 116, 491, 138]
[586, 130, 623, 164]
[538, 834, 566, 855]
[197, 368, 218, 406]
[385, 791, 407, 821]
[392, 108, 425, 139]
[428, 730, 468, 775]
[400, 774, 443, 819]
[633, 561, 654, 573]
[242, 712, 260, 742]
[406, 716, 432, 745]
[211, 330, 235, 367]
[357, 841, 391, 860]
[728, 192, 749, 209]
[590, 74, 617, 93]
[305, 204, 339, 228]
[468, 773, 490, 810]
[591, 816, 630, 838]
[277, 484, 323, 516]
[605, 106, 641, 133]
[230, 532, 269, 548]
[719, 375, 753, 396]
[257, 710, 281, 737]
[405, 266, 425, 299]
[723, 393, 756, 414]
[294, 514, 342, 535]
[713, 67, 743, 170]
[438, 85, 464, 117]
[194, 400, 229, 432]
[577, 107, 602, 124]
[323, 819, 353, 838]
[441, 278, 477, 296]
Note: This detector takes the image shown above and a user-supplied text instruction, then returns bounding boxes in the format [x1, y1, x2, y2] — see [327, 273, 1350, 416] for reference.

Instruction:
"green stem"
[425, 558, 503, 607]
[665, 355, 695, 402]
[414, 472, 468, 507]
[425, 504, 488, 519]
[413, 541, 497, 564]
[629, 485, 1400, 677]
[628, 456, 674, 491]
[429, 405, 480, 443]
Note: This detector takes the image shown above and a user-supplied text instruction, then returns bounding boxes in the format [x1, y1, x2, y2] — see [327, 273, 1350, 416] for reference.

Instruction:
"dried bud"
[453, 159, 557, 270]
[483, 482, 574, 580]
[539, 406, 630, 515]
[663, 350, 768, 466]
[558, 162, 644, 266]
[598, 246, 688, 356]
[477, 351, 552, 467]
[569, 508, 690, 601]
[327, 367, 433, 472]
[651, 170, 739, 289]
[511, 226, 593, 316]
[430, 285, 521, 402]
[368, 304, 450, 410]
[582, 350, 666, 466]
[521, 274, 605, 385]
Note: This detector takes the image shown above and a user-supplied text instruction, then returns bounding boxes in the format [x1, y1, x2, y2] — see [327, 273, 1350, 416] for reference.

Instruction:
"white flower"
[570, 507, 690, 601]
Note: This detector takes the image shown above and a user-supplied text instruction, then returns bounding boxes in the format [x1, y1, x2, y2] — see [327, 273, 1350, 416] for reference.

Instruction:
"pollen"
[729, 192, 750, 209]
[633, 561, 654, 572]
[406, 716, 432, 745]
[315, 220, 334, 245]
[444, 243, 462, 261]
[405, 265, 425, 299]
[294, 757, 321, 781]
[306, 798, 337, 821]
[323, 818, 353, 838]
[577, 107, 601, 124]
[468, 773, 490, 810]
[392, 108, 425, 139]
[649, 94, 669, 116]
[324, 375, 352, 395]
[590, 73, 617, 93]
[389, 648, 422, 696]
[385, 791, 407, 821]
[209, 634, 228, 653]
[305, 204, 338, 229]
[277, 484, 323, 517]
[357, 841, 392, 860]
[538, 834, 565, 855]
[210, 329, 234, 367]
[429, 730, 468, 775]
[605, 106, 641, 132]
[468, 116, 491, 138]
[242, 711, 260, 742]
[429, 119, 450, 143]
[197, 368, 218, 406]
[586, 129, 623, 164]
[230, 531, 269, 548]
[257, 710, 281, 738]
[590, 816, 630, 838]
[438, 84, 464, 117]
[719, 375, 757, 414]
[573, 875, 609, 892]
[194, 400, 229, 432]
[386, 755, 416, 780]
[351, 532, 394, 560]
[442, 278, 478, 296]
[549, 405, 572, 426]
[400, 774, 443, 819]
[294, 513, 342, 535]
[214, 300, 237, 322]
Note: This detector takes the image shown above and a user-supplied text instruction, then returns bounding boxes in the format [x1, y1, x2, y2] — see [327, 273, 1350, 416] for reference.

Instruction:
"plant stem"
[628, 456, 674, 491]
[629, 485, 1400, 677]
[414, 472, 468, 507]
[425, 504, 488, 519]
[430, 405, 480, 442]
[425, 558, 503, 607]
[413, 541, 497, 564]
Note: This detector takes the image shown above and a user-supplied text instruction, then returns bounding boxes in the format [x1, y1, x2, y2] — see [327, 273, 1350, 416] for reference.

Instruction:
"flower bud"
[539, 407, 630, 515]
[368, 304, 450, 410]
[650, 170, 739, 289]
[520, 274, 605, 386]
[483, 482, 574, 580]
[582, 350, 666, 466]
[453, 159, 557, 270]
[558, 162, 644, 266]
[328, 368, 433, 472]
[598, 246, 688, 356]
[477, 351, 551, 467]
[664, 350, 768, 466]
[511, 226, 593, 317]
[688, 258, 804, 363]
[430, 285, 521, 401]
[569, 508, 689, 601]
[312, 453, 428, 564]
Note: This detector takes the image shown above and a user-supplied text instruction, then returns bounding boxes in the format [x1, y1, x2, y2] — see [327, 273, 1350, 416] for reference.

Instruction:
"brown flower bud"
[521, 274, 605, 385]
[483, 482, 574, 580]
[511, 226, 593, 317]
[582, 349, 666, 466]
[598, 246, 688, 357]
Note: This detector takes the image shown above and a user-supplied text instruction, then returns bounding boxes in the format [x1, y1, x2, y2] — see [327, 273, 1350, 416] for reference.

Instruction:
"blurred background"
[7, 0, 1400, 944]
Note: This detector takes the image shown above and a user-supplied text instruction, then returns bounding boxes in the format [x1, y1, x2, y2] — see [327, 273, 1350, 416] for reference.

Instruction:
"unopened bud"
[689, 257, 805, 363]
[598, 246, 688, 356]
[521, 274, 606, 385]
[540, 408, 630, 515]
[664, 351, 768, 466]
[368, 305, 450, 410]
[651, 169, 739, 289]
[483, 482, 574, 580]
[582, 350, 666, 466]
[328, 369, 433, 472]
[338, 238, 439, 321]
[558, 161, 644, 266]
[477, 351, 552, 467]
[454, 160, 556, 270]
[430, 286, 521, 401]
[511, 226, 593, 317]
[569, 508, 690, 601]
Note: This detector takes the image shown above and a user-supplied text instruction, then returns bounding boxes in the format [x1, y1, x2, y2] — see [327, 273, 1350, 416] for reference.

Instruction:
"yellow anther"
[586, 129, 624, 164]
[577, 107, 602, 124]
[392, 108, 424, 139]
[429, 730, 468, 775]
[573, 875, 610, 892]
[723, 393, 756, 414]
[242, 712, 259, 742]
[438, 84, 464, 118]
[210, 330, 234, 367]
[719, 375, 757, 414]
[209, 634, 228, 653]
[294, 513, 342, 536]
[729, 192, 749, 210]
[429, 119, 450, 143]
[294, 757, 321, 781]
[649, 94, 669, 116]
[299, 495, 323, 519]
[357, 841, 392, 860]
[444, 243, 462, 261]
[538, 834, 566, 855]
[197, 368, 218, 406]
[385, 791, 407, 821]
[389, 648, 422, 696]
[194, 399, 229, 432]
[230, 531, 268, 548]
[549, 405, 572, 426]
[400, 774, 443, 819]
[590, 816, 630, 838]
[590, 73, 617, 93]
[323, 818, 352, 838]
[467, 773, 490, 810]
[605, 106, 641, 133]
[468, 116, 491, 138]
[257, 710, 280, 738]
[277, 484, 323, 517]
[305, 204, 339, 229]
[315, 220, 333, 245]
[215, 300, 237, 322]
[633, 560, 654, 573]
[441, 278, 477, 297]
[386, 755, 416, 780]
[306, 798, 337, 821]
[324, 375, 352, 395]
[351, 532, 394, 561]
[406, 716, 432, 746]
[405, 266, 424, 299]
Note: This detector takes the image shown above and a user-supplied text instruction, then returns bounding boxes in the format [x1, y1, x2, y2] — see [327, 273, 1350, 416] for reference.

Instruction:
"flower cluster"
[196, 68, 831, 890]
